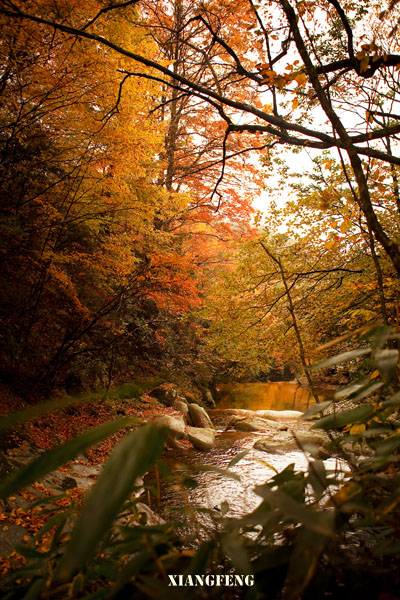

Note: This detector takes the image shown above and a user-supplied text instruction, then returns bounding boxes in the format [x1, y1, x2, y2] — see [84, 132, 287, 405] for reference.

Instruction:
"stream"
[147, 382, 340, 524]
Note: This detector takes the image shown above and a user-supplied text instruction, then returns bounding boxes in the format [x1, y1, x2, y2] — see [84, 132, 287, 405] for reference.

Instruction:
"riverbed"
[147, 382, 339, 524]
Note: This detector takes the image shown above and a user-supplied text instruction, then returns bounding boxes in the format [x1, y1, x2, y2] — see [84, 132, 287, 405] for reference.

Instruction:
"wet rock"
[153, 415, 186, 444]
[294, 431, 328, 447]
[69, 463, 101, 478]
[173, 399, 189, 420]
[220, 409, 253, 418]
[149, 384, 180, 407]
[203, 389, 216, 408]
[41, 471, 95, 492]
[254, 432, 294, 454]
[256, 409, 303, 421]
[234, 416, 282, 432]
[254, 429, 329, 454]
[61, 476, 78, 490]
[0, 523, 29, 557]
[131, 476, 144, 500]
[188, 404, 214, 429]
[187, 426, 215, 450]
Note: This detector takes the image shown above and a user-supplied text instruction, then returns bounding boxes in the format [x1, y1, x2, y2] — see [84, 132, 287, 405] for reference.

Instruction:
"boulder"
[256, 409, 303, 421]
[222, 409, 253, 417]
[187, 426, 215, 450]
[254, 430, 329, 454]
[203, 389, 216, 408]
[153, 415, 186, 443]
[0, 523, 29, 557]
[294, 431, 328, 447]
[254, 432, 294, 453]
[234, 416, 283, 432]
[188, 403, 214, 429]
[149, 384, 180, 407]
[173, 399, 189, 419]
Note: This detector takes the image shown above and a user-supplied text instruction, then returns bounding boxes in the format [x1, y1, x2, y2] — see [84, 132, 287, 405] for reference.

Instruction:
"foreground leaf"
[311, 348, 370, 370]
[283, 526, 330, 600]
[254, 488, 334, 536]
[312, 406, 374, 430]
[56, 424, 167, 580]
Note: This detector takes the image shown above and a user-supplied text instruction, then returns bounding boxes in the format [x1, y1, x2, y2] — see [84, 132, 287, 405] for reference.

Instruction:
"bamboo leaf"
[56, 424, 167, 580]
[284, 526, 330, 600]
[302, 401, 332, 419]
[311, 348, 370, 370]
[312, 406, 374, 430]
[227, 449, 250, 468]
[374, 349, 399, 380]
[255, 488, 334, 537]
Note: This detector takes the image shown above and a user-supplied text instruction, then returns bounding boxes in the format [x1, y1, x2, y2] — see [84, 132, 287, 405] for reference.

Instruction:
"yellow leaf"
[324, 239, 338, 249]
[370, 370, 380, 380]
[261, 69, 277, 84]
[350, 423, 366, 435]
[322, 159, 334, 169]
[295, 72, 307, 87]
[340, 219, 351, 233]
[329, 483, 362, 506]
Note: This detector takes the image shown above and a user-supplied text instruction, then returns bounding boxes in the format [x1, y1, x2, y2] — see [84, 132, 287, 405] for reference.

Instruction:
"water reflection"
[151, 431, 342, 523]
[217, 382, 327, 411]
[148, 383, 335, 525]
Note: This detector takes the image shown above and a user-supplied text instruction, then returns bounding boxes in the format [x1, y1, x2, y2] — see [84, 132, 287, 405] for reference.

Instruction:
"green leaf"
[382, 392, 400, 407]
[334, 380, 367, 400]
[220, 530, 252, 575]
[334, 380, 384, 402]
[13, 545, 48, 560]
[350, 381, 384, 402]
[33, 508, 73, 541]
[374, 349, 399, 380]
[375, 435, 400, 457]
[284, 526, 330, 600]
[308, 460, 328, 499]
[0, 418, 135, 499]
[184, 540, 213, 576]
[109, 550, 152, 598]
[227, 449, 250, 467]
[311, 348, 370, 370]
[56, 424, 167, 581]
[21, 578, 46, 600]
[367, 324, 391, 349]
[312, 406, 374, 430]
[220, 500, 229, 515]
[302, 401, 332, 419]
[255, 488, 334, 536]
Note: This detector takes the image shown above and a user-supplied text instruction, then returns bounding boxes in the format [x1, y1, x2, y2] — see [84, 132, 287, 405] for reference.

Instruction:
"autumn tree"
[3, 0, 400, 387]
[0, 0, 188, 392]
[2, 0, 399, 271]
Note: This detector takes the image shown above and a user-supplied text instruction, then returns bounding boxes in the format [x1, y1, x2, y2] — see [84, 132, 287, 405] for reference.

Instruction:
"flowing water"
[147, 382, 337, 524]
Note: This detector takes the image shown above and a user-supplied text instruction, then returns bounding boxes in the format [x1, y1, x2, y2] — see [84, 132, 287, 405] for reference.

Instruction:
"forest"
[1, 0, 400, 598]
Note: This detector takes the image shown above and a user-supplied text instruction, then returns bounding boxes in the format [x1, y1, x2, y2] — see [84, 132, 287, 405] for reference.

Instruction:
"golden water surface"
[216, 381, 324, 411]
